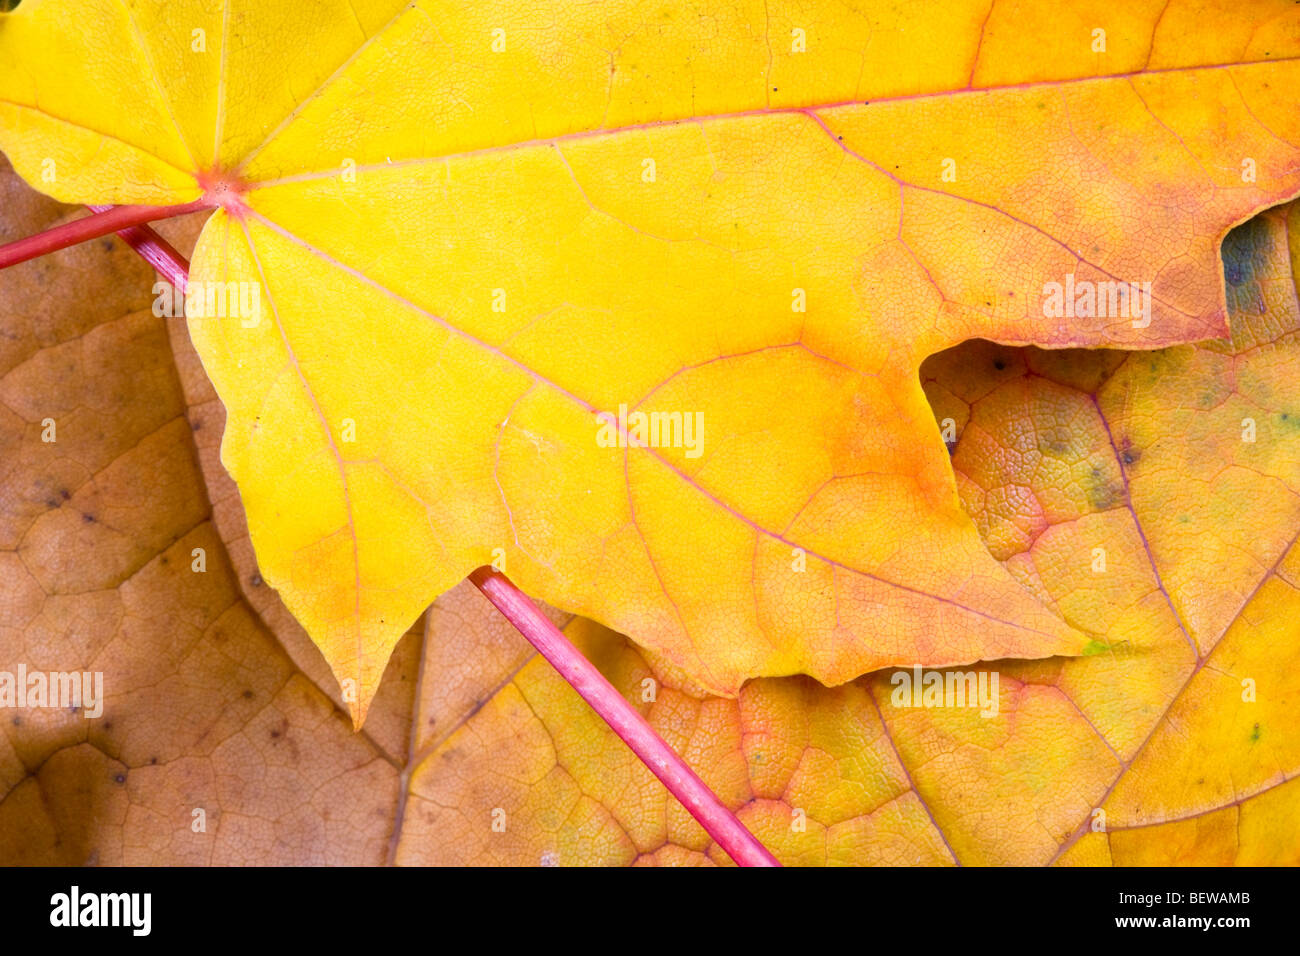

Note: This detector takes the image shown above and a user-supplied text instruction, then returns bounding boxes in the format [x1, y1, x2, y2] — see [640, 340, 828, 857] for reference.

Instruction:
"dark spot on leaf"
[1038, 431, 1069, 455]
[113, 773, 125, 784]
[249, 573, 262, 587]
[1251, 722, 1261, 742]
[81, 512, 96, 523]
[993, 359, 1006, 370]
[1085, 465, 1125, 510]
[242, 689, 254, 699]
[1221, 216, 1270, 318]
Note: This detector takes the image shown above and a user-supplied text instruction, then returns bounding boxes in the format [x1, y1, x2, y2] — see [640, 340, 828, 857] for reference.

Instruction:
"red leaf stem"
[0, 199, 210, 271]
[470, 566, 781, 867]
[86, 204, 191, 291]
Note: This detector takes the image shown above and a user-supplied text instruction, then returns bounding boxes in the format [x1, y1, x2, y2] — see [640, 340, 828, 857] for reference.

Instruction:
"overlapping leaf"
[0, 175, 406, 863]
[2, 163, 1295, 865]
[390, 205, 1300, 865]
[3, 0, 1299, 724]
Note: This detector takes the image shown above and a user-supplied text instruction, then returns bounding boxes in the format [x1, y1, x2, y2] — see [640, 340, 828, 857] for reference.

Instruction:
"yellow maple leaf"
[3, 0, 1299, 723]
[396, 205, 1300, 866]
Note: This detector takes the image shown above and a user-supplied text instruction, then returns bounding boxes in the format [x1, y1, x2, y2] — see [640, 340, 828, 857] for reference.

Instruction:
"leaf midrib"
[236, 54, 1300, 193]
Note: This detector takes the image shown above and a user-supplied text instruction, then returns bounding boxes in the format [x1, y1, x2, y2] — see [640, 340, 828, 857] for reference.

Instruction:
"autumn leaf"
[0, 171, 409, 864]
[388, 203, 1300, 866]
[2, 154, 1295, 865]
[5, 1, 1300, 722]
